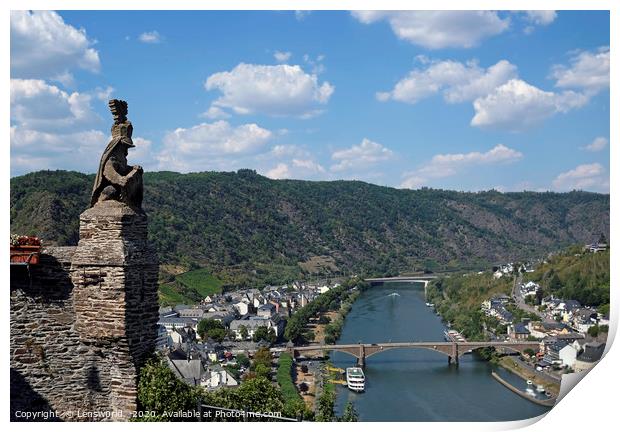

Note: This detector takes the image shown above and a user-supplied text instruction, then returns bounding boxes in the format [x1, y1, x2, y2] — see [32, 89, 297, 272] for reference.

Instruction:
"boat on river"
[346, 367, 365, 392]
[536, 385, 545, 393]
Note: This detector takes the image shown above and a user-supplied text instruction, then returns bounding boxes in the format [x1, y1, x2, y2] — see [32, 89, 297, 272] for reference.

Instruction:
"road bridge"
[272, 341, 541, 367]
[365, 275, 437, 286]
[364, 275, 438, 298]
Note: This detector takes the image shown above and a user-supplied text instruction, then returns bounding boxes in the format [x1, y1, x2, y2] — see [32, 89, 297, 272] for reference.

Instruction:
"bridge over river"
[365, 275, 438, 287]
[272, 341, 541, 367]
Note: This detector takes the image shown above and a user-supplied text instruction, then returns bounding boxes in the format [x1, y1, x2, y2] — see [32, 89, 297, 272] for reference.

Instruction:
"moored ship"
[346, 367, 365, 392]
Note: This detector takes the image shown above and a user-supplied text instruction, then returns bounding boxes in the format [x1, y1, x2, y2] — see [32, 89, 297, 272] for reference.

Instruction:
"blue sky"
[10, 10, 610, 192]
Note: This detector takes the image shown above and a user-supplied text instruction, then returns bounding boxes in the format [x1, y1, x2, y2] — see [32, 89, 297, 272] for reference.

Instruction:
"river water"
[331, 282, 551, 421]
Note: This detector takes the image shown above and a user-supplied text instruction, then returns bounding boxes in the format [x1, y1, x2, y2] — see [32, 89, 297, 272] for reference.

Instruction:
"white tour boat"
[346, 367, 366, 392]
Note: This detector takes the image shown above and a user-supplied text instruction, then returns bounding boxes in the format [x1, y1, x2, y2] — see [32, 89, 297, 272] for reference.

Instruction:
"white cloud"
[10, 126, 107, 175]
[400, 144, 523, 189]
[274, 51, 292, 63]
[303, 54, 326, 75]
[10, 79, 99, 132]
[378, 59, 517, 104]
[94, 86, 115, 101]
[471, 79, 588, 131]
[266, 163, 291, 179]
[201, 106, 231, 120]
[292, 158, 325, 173]
[138, 31, 162, 44]
[269, 144, 308, 158]
[205, 63, 334, 117]
[156, 121, 273, 172]
[351, 11, 509, 49]
[331, 138, 394, 172]
[264, 158, 325, 180]
[11, 10, 100, 79]
[550, 47, 610, 93]
[582, 137, 608, 152]
[127, 137, 156, 168]
[552, 163, 608, 192]
[524, 11, 557, 26]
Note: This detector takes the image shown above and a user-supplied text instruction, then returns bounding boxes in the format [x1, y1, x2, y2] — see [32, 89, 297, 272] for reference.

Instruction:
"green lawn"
[175, 268, 223, 298]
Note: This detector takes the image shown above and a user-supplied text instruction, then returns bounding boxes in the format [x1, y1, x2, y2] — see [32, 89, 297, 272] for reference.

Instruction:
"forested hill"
[11, 169, 609, 279]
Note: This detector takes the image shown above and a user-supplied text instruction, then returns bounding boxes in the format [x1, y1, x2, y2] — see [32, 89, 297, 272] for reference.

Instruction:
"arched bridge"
[273, 341, 541, 367]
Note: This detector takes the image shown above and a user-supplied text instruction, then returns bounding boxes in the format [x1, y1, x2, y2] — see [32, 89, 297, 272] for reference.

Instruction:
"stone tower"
[70, 99, 158, 417]
[10, 99, 158, 421]
[70, 201, 159, 417]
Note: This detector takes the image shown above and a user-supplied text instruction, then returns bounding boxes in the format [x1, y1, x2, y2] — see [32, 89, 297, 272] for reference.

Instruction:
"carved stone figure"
[90, 99, 143, 209]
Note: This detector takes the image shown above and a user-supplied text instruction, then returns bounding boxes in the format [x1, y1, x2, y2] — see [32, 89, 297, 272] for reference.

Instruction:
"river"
[331, 282, 551, 421]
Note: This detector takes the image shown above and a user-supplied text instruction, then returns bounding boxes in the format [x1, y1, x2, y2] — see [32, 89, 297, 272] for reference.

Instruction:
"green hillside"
[427, 273, 514, 340]
[529, 247, 610, 307]
[11, 169, 610, 295]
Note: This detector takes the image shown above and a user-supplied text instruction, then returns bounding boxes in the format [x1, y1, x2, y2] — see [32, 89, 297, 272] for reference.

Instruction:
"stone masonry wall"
[10, 201, 159, 421]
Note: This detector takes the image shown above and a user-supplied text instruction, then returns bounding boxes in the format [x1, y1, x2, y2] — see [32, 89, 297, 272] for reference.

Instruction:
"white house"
[203, 367, 238, 389]
[229, 317, 271, 340]
[233, 301, 249, 316]
[559, 344, 578, 368]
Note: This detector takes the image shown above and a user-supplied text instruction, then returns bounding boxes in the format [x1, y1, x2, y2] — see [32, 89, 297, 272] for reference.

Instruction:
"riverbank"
[491, 372, 556, 407]
[498, 357, 561, 396]
[312, 311, 340, 343]
[329, 283, 550, 421]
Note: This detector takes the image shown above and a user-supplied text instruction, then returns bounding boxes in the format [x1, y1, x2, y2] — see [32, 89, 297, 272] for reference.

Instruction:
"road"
[511, 274, 555, 324]
[512, 356, 561, 383]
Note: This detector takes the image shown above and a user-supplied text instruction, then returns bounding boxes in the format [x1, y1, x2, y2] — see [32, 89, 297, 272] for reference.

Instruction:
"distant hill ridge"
[11, 169, 610, 280]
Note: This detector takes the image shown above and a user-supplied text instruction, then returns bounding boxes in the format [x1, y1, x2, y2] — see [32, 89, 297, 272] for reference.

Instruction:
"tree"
[197, 318, 224, 340]
[254, 363, 271, 379]
[340, 401, 359, 422]
[253, 326, 276, 344]
[300, 364, 308, 373]
[588, 325, 600, 337]
[298, 382, 309, 393]
[236, 353, 251, 368]
[252, 347, 272, 370]
[207, 327, 226, 343]
[316, 387, 335, 421]
[523, 348, 536, 357]
[548, 273, 562, 291]
[203, 377, 285, 417]
[239, 325, 249, 340]
[136, 356, 199, 421]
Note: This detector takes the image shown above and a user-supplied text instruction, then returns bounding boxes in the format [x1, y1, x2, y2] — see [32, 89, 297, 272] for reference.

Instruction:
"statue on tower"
[90, 99, 144, 210]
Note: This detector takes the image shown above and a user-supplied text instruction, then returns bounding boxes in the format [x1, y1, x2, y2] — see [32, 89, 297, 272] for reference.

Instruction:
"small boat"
[525, 388, 536, 396]
[388, 292, 401, 297]
[425, 302, 435, 307]
[526, 380, 533, 386]
[536, 385, 545, 393]
[346, 367, 365, 392]
[545, 391, 552, 397]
